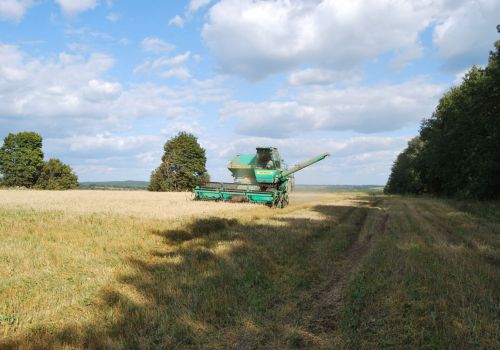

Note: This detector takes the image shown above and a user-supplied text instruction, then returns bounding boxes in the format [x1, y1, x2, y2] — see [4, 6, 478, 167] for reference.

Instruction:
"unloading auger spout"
[279, 152, 331, 181]
[194, 147, 330, 208]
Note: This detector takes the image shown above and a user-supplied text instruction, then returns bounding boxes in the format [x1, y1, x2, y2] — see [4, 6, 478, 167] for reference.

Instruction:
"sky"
[0, 0, 498, 185]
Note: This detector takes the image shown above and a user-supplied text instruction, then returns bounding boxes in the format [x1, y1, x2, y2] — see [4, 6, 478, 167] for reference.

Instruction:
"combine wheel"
[274, 192, 288, 208]
[272, 193, 281, 208]
[282, 193, 289, 207]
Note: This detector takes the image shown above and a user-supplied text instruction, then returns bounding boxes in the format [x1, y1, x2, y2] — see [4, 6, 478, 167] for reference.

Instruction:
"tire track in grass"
[389, 198, 500, 349]
[274, 206, 370, 347]
[304, 198, 388, 335]
[419, 200, 500, 249]
[408, 199, 500, 267]
[398, 200, 439, 247]
[409, 199, 483, 250]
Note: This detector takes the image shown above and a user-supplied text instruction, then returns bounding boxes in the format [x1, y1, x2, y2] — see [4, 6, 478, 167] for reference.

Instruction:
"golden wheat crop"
[0, 189, 261, 219]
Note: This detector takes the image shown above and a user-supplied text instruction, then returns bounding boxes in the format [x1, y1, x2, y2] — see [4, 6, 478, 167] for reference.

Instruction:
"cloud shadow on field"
[0, 199, 382, 349]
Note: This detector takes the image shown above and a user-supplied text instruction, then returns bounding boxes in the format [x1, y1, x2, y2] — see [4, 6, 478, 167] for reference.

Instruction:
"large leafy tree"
[149, 132, 208, 191]
[0, 132, 44, 187]
[35, 158, 79, 190]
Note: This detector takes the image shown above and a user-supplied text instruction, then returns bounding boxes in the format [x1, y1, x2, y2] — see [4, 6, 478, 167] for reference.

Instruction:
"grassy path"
[0, 193, 498, 349]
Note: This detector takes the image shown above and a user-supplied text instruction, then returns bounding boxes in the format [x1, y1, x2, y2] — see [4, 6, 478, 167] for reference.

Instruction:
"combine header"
[194, 147, 330, 208]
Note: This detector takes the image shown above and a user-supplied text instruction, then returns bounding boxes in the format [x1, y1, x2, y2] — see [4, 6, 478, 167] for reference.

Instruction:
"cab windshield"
[257, 150, 274, 169]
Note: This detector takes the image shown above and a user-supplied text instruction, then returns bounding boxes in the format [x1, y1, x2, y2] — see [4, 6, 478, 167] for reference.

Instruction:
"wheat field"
[0, 189, 262, 219]
[0, 189, 498, 349]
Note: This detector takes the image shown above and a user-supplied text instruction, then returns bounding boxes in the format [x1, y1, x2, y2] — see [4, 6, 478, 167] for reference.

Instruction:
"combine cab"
[194, 147, 329, 208]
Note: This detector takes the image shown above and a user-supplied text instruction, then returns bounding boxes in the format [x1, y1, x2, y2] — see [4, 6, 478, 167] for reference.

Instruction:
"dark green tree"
[35, 158, 79, 190]
[0, 132, 44, 187]
[149, 132, 208, 191]
[417, 34, 499, 199]
[384, 137, 424, 194]
[386, 28, 500, 199]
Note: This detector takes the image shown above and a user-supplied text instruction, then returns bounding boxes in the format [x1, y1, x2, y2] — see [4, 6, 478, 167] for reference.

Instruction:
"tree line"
[385, 28, 500, 199]
[0, 132, 78, 190]
[0, 131, 208, 192]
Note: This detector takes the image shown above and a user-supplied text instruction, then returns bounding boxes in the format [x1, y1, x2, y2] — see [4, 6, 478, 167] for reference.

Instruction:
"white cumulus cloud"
[203, 0, 435, 80]
[141, 37, 175, 54]
[388, 44, 424, 71]
[0, 45, 117, 124]
[288, 68, 360, 86]
[221, 78, 445, 136]
[168, 15, 184, 28]
[44, 133, 165, 180]
[188, 0, 213, 13]
[106, 12, 119, 22]
[55, 0, 99, 16]
[202, 0, 499, 80]
[83, 79, 122, 102]
[432, 0, 500, 70]
[0, 0, 33, 21]
[161, 67, 191, 80]
[0, 45, 227, 137]
[134, 52, 191, 80]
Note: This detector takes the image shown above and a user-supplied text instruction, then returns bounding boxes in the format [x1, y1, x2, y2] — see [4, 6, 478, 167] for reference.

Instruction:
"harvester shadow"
[151, 217, 239, 245]
[1, 199, 382, 349]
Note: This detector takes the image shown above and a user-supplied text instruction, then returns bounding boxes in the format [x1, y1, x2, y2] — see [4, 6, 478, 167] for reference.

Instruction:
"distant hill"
[294, 184, 384, 193]
[78, 182, 383, 193]
[79, 181, 149, 190]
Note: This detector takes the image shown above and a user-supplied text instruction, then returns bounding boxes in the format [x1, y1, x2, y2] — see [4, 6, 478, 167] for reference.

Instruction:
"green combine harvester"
[194, 147, 330, 208]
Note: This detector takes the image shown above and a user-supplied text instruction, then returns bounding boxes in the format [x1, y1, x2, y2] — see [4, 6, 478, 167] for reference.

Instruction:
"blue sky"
[0, 0, 498, 184]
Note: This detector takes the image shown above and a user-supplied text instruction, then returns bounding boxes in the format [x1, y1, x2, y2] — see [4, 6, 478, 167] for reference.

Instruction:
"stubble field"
[0, 189, 498, 349]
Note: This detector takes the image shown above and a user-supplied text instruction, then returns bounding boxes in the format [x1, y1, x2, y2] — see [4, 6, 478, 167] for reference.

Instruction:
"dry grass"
[341, 196, 499, 349]
[0, 190, 498, 349]
[0, 189, 336, 347]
